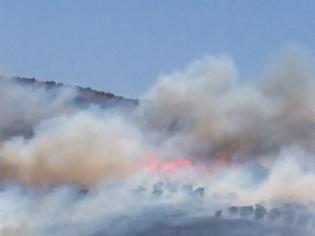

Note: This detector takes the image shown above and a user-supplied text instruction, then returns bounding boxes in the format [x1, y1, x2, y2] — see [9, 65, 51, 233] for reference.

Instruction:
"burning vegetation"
[0, 49, 315, 235]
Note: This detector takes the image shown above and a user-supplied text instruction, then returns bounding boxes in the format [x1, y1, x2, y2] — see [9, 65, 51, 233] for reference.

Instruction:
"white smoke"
[0, 49, 314, 235]
[142, 50, 315, 161]
[0, 79, 77, 141]
[0, 111, 145, 186]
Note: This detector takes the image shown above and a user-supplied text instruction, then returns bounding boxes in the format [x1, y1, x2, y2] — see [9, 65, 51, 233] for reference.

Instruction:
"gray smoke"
[0, 78, 78, 141]
[141, 49, 315, 162]
[0, 49, 314, 235]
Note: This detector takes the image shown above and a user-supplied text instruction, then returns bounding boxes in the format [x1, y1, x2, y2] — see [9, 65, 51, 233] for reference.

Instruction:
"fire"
[144, 154, 193, 172]
[142, 153, 229, 176]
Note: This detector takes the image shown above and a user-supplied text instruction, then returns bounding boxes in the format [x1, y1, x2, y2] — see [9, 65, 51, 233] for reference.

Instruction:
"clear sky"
[0, 0, 314, 97]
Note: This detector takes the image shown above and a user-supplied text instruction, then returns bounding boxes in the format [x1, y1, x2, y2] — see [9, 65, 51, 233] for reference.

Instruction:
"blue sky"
[0, 0, 314, 97]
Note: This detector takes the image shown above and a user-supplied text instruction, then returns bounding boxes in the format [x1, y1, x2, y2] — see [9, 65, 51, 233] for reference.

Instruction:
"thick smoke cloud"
[0, 112, 144, 186]
[0, 49, 314, 235]
[142, 50, 315, 162]
[0, 78, 77, 141]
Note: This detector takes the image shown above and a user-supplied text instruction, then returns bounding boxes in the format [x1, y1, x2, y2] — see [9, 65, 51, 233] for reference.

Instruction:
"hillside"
[11, 76, 138, 108]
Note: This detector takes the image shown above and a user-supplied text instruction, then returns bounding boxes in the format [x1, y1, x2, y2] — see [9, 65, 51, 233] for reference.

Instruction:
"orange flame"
[142, 153, 229, 177]
[144, 154, 193, 172]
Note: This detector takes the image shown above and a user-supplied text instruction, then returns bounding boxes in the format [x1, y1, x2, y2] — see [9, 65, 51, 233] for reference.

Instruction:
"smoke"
[0, 49, 314, 235]
[142, 50, 315, 161]
[0, 78, 77, 141]
[0, 112, 144, 186]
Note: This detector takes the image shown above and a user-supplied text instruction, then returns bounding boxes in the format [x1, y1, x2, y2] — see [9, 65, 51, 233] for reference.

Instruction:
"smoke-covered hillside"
[10, 76, 138, 108]
[0, 50, 315, 236]
[0, 76, 137, 141]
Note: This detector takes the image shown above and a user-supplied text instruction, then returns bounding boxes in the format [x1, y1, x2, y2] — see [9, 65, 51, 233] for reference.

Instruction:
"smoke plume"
[0, 49, 314, 235]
